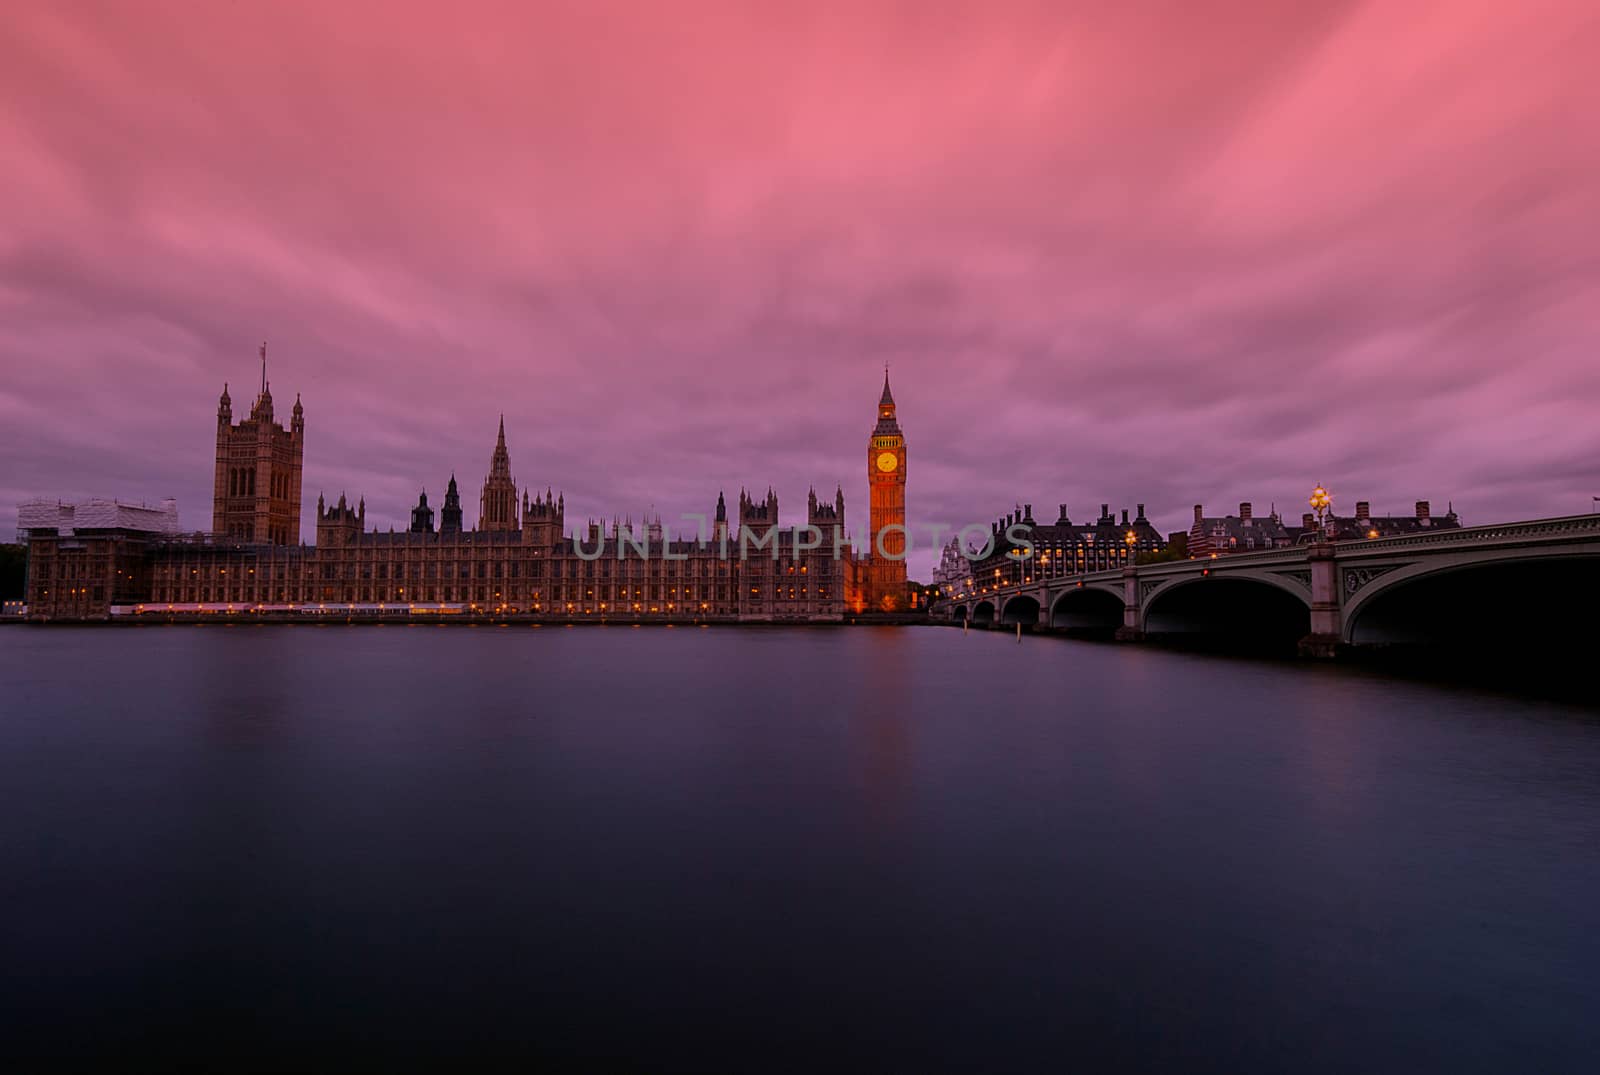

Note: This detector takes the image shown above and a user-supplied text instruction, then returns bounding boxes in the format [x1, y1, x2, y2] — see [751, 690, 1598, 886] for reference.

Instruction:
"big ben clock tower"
[865, 370, 908, 610]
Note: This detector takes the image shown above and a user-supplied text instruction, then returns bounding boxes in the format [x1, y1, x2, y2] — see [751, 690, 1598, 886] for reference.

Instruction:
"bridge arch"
[1049, 586, 1122, 633]
[1142, 573, 1310, 652]
[1343, 550, 1600, 647]
[971, 600, 996, 626]
[1001, 594, 1041, 626]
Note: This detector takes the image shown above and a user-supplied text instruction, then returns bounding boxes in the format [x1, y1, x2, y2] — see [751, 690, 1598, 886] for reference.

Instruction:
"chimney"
[1100, 503, 1110, 521]
[1024, 503, 1033, 521]
[1302, 512, 1315, 530]
[1194, 504, 1204, 525]
[1356, 501, 1371, 524]
[1120, 508, 1130, 526]
[1416, 500, 1430, 525]
[1239, 502, 1252, 525]
[1136, 503, 1146, 521]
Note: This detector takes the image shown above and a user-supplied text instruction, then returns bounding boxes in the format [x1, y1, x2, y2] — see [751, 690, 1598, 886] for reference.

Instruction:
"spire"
[260, 342, 268, 397]
[497, 414, 506, 446]
[874, 368, 901, 434]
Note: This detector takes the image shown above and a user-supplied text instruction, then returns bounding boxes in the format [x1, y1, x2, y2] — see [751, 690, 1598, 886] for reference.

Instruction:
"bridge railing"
[960, 514, 1600, 600]
[1333, 513, 1600, 553]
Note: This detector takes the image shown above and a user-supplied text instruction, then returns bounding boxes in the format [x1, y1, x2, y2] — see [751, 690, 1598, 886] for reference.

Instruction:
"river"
[2, 625, 1597, 1070]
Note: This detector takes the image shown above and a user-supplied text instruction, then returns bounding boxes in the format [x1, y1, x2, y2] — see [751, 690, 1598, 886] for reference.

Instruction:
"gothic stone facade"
[144, 483, 845, 622]
[22, 363, 898, 623]
[143, 413, 848, 621]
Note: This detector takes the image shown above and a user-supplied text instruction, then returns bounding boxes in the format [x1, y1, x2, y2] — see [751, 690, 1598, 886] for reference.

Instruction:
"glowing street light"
[1309, 484, 1332, 535]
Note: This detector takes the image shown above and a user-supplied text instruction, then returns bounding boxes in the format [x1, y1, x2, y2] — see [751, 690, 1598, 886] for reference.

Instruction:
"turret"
[217, 383, 232, 427]
[440, 474, 464, 535]
[712, 490, 728, 544]
[411, 489, 435, 534]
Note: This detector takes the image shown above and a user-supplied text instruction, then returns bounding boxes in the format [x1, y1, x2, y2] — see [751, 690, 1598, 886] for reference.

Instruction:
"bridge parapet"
[1335, 513, 1600, 556]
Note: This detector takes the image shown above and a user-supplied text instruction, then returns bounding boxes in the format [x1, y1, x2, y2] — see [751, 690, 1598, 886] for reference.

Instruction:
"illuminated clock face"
[876, 451, 898, 473]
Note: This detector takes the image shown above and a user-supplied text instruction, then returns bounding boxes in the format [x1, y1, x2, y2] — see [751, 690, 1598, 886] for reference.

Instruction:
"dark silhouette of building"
[410, 490, 434, 534]
[439, 475, 463, 534]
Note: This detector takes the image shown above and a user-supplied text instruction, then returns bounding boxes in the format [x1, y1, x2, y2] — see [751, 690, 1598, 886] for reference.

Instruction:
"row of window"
[157, 584, 834, 605]
[157, 557, 839, 582]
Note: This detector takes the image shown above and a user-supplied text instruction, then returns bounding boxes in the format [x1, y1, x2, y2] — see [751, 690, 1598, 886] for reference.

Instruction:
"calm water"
[2, 625, 1598, 1071]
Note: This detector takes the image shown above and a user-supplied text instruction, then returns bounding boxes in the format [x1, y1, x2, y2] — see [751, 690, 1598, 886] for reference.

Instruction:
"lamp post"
[1309, 484, 1332, 541]
[1124, 528, 1137, 565]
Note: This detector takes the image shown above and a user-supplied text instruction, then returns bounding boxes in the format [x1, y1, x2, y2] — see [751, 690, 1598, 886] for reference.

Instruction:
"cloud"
[3, 0, 1597, 575]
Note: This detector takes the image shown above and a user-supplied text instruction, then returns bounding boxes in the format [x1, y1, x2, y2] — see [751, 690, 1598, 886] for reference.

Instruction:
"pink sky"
[4, 0, 1597, 577]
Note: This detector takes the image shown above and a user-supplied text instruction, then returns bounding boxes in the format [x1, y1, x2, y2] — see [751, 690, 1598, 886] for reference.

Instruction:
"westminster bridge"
[937, 514, 1600, 657]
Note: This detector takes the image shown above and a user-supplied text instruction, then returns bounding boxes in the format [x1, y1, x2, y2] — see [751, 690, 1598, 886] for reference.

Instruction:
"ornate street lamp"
[1124, 528, 1137, 564]
[1309, 484, 1332, 538]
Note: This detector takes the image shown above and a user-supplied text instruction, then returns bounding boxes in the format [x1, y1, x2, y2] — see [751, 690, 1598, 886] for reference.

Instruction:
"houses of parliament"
[19, 354, 910, 621]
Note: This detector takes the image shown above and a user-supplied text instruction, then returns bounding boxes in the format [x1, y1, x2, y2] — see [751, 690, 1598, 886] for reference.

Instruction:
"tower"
[440, 475, 464, 534]
[479, 416, 519, 531]
[712, 490, 729, 544]
[211, 342, 304, 544]
[865, 370, 907, 610]
[410, 489, 435, 534]
[520, 488, 564, 547]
